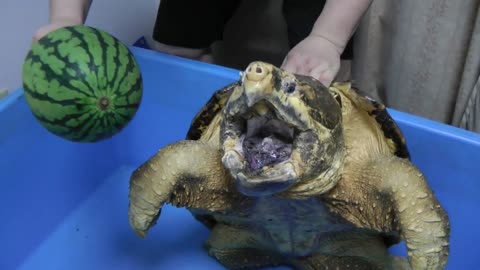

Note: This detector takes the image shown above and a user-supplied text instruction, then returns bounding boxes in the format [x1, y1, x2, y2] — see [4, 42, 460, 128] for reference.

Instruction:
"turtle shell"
[186, 82, 238, 140]
[331, 82, 410, 160]
[185, 80, 410, 230]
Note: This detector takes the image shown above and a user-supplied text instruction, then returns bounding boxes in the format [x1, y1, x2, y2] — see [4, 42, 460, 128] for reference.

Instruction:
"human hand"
[32, 20, 82, 43]
[281, 34, 342, 87]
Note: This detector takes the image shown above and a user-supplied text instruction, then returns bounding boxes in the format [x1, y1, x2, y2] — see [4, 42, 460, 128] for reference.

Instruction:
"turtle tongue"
[243, 136, 292, 171]
[242, 116, 294, 172]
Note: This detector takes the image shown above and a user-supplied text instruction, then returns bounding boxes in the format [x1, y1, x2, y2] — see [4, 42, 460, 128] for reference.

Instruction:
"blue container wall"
[0, 94, 120, 269]
[387, 110, 480, 269]
[1, 47, 479, 270]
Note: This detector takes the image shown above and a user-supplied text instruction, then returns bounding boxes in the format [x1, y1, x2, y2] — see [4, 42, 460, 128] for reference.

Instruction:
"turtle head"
[221, 61, 345, 197]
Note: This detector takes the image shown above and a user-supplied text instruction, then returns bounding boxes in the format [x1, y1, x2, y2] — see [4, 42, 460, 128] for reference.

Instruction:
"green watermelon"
[22, 25, 143, 142]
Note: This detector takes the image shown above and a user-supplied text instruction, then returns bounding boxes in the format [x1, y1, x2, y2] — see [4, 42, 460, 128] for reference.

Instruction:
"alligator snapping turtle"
[128, 61, 450, 269]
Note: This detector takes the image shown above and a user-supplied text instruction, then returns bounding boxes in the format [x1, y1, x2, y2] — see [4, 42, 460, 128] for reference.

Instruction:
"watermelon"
[22, 25, 143, 142]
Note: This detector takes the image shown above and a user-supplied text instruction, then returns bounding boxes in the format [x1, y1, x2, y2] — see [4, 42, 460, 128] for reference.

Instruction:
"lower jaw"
[233, 173, 295, 197]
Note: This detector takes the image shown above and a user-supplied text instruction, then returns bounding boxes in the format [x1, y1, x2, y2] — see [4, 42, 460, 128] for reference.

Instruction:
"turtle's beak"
[241, 61, 274, 107]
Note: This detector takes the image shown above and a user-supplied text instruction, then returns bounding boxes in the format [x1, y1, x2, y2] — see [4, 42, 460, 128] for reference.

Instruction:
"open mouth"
[240, 106, 295, 173]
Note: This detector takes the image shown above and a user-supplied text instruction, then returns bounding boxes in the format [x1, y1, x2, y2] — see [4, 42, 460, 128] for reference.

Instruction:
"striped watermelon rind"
[22, 25, 143, 142]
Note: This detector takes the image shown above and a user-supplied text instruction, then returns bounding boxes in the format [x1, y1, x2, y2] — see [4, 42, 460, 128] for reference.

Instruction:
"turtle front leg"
[128, 140, 241, 238]
[377, 157, 450, 269]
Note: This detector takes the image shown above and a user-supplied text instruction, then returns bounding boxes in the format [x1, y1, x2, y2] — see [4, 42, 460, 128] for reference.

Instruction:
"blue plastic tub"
[1, 47, 479, 270]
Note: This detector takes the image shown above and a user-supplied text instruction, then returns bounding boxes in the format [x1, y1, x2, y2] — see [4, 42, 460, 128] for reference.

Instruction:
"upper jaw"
[241, 61, 275, 107]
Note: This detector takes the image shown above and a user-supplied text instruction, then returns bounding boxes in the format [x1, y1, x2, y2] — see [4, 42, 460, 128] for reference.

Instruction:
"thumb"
[32, 23, 76, 43]
[32, 28, 48, 43]
[32, 25, 58, 43]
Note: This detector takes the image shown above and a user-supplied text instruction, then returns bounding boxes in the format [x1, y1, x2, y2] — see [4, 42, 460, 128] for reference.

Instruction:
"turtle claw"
[134, 229, 147, 239]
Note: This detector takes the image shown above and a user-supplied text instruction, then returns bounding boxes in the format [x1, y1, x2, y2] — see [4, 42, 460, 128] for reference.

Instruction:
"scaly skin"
[128, 140, 251, 238]
[128, 62, 449, 269]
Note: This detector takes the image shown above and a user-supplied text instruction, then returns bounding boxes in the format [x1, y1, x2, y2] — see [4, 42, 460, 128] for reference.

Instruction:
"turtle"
[128, 61, 450, 270]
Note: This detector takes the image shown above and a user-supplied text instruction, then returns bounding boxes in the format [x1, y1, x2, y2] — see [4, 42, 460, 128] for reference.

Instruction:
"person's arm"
[33, 0, 92, 42]
[49, 0, 92, 25]
[310, 0, 372, 54]
[281, 0, 372, 86]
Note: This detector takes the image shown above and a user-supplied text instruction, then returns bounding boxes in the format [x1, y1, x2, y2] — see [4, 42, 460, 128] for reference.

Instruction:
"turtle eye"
[284, 82, 296, 94]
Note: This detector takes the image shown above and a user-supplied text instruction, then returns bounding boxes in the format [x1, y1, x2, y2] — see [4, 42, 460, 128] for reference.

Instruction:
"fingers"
[32, 23, 81, 43]
[310, 64, 339, 87]
[281, 55, 338, 87]
[32, 27, 50, 43]
[32, 24, 63, 43]
[280, 54, 301, 76]
[280, 34, 343, 86]
[280, 54, 297, 72]
[281, 54, 314, 77]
